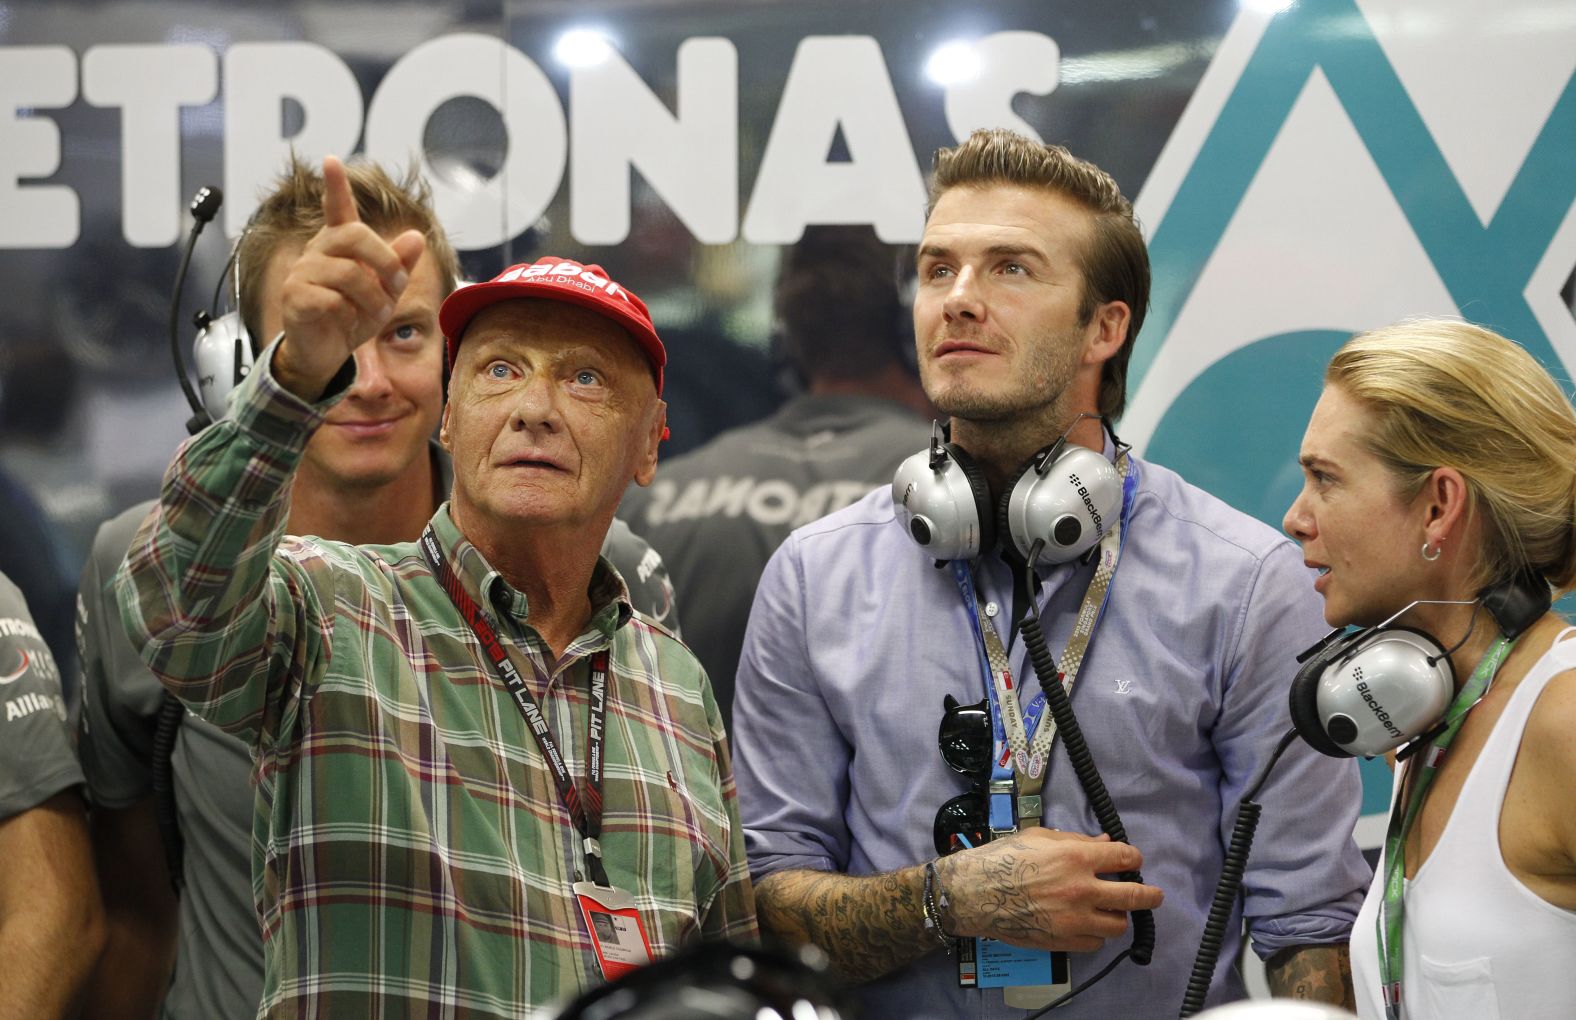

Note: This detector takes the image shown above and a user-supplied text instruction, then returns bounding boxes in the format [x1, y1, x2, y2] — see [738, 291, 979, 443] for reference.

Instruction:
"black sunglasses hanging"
[933, 693, 995, 856]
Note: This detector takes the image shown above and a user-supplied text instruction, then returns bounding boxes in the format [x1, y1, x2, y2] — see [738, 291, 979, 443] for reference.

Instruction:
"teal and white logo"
[1124, 0, 1576, 835]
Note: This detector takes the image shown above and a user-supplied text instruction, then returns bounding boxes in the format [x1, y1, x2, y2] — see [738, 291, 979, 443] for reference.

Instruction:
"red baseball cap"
[440, 257, 666, 394]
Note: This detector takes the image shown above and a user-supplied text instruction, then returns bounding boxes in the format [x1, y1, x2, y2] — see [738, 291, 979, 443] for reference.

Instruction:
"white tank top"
[1351, 630, 1576, 1019]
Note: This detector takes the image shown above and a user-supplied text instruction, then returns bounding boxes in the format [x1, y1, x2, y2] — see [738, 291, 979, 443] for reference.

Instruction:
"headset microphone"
[190, 184, 222, 224]
[169, 184, 254, 435]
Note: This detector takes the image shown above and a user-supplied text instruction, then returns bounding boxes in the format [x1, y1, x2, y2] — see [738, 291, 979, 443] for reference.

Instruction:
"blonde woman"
[1283, 319, 1576, 1019]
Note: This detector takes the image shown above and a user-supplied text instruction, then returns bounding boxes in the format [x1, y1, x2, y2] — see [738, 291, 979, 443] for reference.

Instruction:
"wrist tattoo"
[1266, 944, 1355, 1010]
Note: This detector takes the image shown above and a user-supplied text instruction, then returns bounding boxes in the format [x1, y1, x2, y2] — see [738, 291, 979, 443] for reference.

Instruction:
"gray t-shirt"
[0, 571, 82, 820]
[78, 480, 681, 1020]
[618, 393, 928, 728]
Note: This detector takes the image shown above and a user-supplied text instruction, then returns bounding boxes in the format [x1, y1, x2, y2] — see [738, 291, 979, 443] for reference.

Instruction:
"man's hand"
[936, 827, 1164, 952]
[273, 155, 427, 401]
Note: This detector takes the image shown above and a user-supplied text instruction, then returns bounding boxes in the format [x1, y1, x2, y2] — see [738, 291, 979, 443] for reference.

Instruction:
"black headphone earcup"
[1289, 629, 1380, 759]
[946, 443, 996, 554]
[996, 476, 1018, 558]
[1288, 653, 1351, 758]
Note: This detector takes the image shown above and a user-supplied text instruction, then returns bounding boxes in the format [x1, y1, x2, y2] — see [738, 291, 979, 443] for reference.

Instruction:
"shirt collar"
[427, 504, 634, 639]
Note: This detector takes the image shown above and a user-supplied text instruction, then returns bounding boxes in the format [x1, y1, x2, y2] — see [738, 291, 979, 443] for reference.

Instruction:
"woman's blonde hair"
[1328, 318, 1576, 591]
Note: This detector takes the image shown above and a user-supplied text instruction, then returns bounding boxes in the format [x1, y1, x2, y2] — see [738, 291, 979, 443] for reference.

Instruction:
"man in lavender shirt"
[731, 129, 1370, 1017]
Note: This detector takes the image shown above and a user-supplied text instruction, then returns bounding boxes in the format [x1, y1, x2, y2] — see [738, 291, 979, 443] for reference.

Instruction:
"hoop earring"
[1421, 542, 1442, 562]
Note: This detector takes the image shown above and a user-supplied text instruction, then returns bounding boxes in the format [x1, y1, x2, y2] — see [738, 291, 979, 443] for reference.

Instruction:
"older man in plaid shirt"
[117, 156, 755, 1017]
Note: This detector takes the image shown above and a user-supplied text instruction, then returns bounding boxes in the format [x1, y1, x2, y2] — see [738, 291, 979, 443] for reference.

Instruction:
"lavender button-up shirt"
[733, 451, 1370, 1018]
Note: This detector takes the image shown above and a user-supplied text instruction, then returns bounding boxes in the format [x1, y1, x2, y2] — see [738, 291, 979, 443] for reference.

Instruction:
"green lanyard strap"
[1376, 634, 1516, 1019]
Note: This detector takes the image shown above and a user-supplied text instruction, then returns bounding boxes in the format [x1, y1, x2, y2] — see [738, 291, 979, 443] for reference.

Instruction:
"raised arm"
[115, 156, 427, 741]
[271, 155, 426, 401]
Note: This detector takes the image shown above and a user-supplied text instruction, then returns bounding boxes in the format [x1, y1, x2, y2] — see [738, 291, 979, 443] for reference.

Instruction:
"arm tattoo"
[753, 867, 935, 983]
[1266, 943, 1356, 1010]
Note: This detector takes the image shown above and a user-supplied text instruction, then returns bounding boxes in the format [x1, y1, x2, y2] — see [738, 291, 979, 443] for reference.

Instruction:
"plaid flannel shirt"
[116, 347, 755, 1018]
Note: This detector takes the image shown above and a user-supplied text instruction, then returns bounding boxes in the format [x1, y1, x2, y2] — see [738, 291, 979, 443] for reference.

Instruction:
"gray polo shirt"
[0, 570, 82, 821]
[619, 393, 929, 728]
[77, 451, 682, 1020]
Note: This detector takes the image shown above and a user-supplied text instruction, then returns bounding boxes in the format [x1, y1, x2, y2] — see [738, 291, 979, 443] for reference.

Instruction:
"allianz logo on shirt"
[641, 477, 875, 528]
[5, 691, 65, 724]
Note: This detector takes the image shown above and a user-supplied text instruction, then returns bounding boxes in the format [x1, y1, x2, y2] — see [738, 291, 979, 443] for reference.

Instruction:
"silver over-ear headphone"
[1289, 572, 1551, 758]
[892, 417, 1123, 564]
[192, 274, 253, 424]
[191, 222, 254, 425]
[171, 185, 255, 433]
[1288, 625, 1455, 758]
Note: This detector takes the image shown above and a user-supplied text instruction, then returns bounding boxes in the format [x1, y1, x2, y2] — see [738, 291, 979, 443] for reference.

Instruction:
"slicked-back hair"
[929, 129, 1149, 420]
[236, 157, 461, 348]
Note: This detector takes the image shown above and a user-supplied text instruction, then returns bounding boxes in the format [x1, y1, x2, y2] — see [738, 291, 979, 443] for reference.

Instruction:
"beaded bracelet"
[921, 860, 956, 950]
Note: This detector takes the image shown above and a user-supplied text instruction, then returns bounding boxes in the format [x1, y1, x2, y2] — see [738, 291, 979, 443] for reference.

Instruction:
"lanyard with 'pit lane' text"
[419, 524, 613, 888]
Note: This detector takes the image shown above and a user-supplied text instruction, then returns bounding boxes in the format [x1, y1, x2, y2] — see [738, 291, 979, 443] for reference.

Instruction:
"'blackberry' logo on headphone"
[1065, 472, 1105, 535]
[1353, 670, 1403, 739]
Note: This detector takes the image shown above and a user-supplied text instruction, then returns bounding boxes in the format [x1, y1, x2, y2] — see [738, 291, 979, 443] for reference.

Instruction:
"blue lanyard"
[951, 455, 1139, 786]
[951, 561, 1038, 784]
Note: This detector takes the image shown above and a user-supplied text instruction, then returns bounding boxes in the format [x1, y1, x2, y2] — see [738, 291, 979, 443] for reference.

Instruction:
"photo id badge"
[573, 881, 654, 981]
[967, 939, 1070, 1006]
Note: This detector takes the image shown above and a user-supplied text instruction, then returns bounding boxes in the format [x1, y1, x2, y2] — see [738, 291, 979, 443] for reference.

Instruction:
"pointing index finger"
[321, 155, 358, 228]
